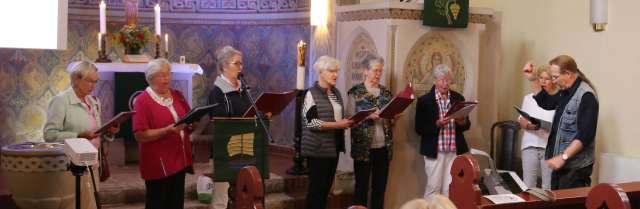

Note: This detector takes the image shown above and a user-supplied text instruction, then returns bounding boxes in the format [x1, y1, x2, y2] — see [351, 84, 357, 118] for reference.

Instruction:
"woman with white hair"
[44, 60, 119, 209]
[205, 45, 253, 209]
[208, 45, 251, 117]
[414, 64, 471, 197]
[302, 55, 354, 209]
[132, 58, 194, 209]
[347, 54, 398, 209]
[399, 195, 458, 209]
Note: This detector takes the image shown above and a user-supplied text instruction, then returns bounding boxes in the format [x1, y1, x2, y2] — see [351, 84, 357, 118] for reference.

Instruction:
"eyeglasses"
[435, 78, 452, 84]
[539, 77, 552, 81]
[231, 61, 243, 66]
[551, 72, 569, 81]
[83, 78, 99, 84]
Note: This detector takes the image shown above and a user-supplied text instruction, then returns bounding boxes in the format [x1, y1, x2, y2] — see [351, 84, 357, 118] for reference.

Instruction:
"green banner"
[423, 0, 469, 28]
[211, 118, 269, 182]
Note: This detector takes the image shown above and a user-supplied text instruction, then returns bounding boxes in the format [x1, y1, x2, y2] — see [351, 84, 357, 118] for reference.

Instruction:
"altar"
[66, 62, 203, 163]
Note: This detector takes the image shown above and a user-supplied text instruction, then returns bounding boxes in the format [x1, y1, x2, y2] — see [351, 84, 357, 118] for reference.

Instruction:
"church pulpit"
[449, 154, 640, 209]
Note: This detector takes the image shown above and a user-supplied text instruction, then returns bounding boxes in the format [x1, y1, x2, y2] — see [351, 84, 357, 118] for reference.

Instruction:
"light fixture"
[590, 0, 607, 32]
[310, 0, 328, 26]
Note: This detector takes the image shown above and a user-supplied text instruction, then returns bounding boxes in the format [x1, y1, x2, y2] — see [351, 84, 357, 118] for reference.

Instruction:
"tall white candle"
[296, 40, 306, 90]
[154, 4, 161, 36]
[99, 1, 106, 34]
[164, 33, 169, 52]
[297, 66, 305, 90]
[98, 33, 102, 50]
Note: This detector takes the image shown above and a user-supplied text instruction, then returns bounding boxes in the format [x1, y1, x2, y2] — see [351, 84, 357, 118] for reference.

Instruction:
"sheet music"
[483, 194, 525, 204]
[445, 102, 477, 120]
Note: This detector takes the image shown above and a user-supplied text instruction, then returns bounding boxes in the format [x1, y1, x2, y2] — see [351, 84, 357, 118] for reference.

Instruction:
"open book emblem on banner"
[227, 133, 255, 157]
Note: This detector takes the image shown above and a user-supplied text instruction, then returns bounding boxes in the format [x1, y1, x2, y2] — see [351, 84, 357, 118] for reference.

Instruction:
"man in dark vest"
[523, 55, 599, 189]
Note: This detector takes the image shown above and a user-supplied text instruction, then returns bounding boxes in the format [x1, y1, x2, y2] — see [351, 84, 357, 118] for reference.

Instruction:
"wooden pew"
[586, 183, 631, 209]
[449, 154, 640, 209]
[233, 166, 265, 209]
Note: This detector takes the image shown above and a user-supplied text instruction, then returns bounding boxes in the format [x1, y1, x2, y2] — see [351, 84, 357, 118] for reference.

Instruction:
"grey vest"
[554, 82, 596, 169]
[301, 83, 345, 158]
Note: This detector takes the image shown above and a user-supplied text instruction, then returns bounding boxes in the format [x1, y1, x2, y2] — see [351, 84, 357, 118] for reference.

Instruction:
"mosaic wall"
[0, 0, 310, 149]
[70, 0, 309, 13]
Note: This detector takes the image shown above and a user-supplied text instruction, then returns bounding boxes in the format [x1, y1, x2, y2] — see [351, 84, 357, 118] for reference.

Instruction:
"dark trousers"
[144, 169, 186, 209]
[306, 157, 338, 209]
[551, 164, 593, 190]
[353, 147, 389, 209]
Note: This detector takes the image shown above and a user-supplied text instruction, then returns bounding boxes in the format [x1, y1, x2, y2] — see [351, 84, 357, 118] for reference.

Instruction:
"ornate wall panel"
[69, 0, 309, 13]
[0, 1, 310, 148]
[403, 33, 466, 96]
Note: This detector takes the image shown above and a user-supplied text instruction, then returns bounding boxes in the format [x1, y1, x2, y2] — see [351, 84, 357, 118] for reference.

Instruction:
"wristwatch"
[561, 153, 569, 161]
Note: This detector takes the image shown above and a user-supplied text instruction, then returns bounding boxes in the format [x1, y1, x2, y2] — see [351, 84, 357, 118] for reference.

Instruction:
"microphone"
[237, 72, 250, 90]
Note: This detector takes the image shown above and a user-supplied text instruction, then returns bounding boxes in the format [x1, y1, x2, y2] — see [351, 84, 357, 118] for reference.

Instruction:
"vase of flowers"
[112, 24, 152, 55]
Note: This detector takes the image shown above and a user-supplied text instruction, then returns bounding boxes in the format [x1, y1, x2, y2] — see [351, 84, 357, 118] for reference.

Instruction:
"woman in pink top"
[132, 59, 194, 209]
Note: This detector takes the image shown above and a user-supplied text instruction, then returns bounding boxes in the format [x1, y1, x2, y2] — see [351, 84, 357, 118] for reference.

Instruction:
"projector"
[64, 138, 98, 166]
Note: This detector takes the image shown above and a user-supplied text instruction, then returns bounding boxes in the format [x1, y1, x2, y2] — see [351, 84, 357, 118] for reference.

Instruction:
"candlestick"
[99, 1, 107, 34]
[154, 4, 161, 36]
[96, 33, 111, 63]
[296, 40, 307, 90]
[154, 35, 161, 59]
[287, 40, 309, 176]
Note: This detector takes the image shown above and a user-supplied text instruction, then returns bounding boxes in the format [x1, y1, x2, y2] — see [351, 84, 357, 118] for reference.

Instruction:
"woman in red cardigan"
[132, 58, 194, 209]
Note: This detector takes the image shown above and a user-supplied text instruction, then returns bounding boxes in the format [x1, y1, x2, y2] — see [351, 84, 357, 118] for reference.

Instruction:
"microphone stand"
[239, 75, 274, 143]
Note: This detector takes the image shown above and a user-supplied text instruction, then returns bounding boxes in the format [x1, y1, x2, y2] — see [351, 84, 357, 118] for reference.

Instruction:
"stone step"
[99, 168, 286, 205]
[102, 191, 353, 209]
[102, 198, 209, 209]
[265, 192, 354, 209]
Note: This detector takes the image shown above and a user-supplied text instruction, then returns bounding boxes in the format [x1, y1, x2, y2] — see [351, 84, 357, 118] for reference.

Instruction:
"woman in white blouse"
[518, 64, 558, 189]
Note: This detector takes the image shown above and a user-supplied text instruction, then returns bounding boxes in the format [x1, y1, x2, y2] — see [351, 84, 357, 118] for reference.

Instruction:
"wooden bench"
[449, 154, 640, 209]
[233, 166, 265, 209]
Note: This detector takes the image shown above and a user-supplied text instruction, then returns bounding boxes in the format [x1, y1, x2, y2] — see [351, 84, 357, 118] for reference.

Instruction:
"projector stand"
[68, 164, 101, 209]
[69, 164, 86, 209]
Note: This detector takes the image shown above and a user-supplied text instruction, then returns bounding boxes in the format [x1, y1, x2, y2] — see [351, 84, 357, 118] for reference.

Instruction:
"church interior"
[1, 0, 639, 209]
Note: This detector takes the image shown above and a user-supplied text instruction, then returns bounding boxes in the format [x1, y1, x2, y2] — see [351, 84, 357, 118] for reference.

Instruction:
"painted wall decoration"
[0, 1, 310, 149]
[345, 30, 378, 91]
[69, 0, 309, 13]
[404, 33, 465, 95]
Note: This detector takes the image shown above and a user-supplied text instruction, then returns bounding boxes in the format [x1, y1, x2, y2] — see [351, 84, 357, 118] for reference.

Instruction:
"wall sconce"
[310, 0, 328, 26]
[590, 0, 607, 32]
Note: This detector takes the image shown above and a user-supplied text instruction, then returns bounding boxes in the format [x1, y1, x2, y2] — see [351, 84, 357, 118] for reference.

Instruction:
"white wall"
[469, 0, 640, 181]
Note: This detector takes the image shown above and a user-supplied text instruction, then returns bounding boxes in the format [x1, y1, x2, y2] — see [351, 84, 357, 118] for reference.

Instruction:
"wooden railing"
[449, 154, 640, 209]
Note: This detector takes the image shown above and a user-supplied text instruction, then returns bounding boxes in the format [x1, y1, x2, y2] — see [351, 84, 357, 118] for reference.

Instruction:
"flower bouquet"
[112, 24, 152, 55]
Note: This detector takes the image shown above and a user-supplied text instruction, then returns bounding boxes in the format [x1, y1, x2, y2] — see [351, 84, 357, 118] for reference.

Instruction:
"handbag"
[99, 141, 110, 182]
